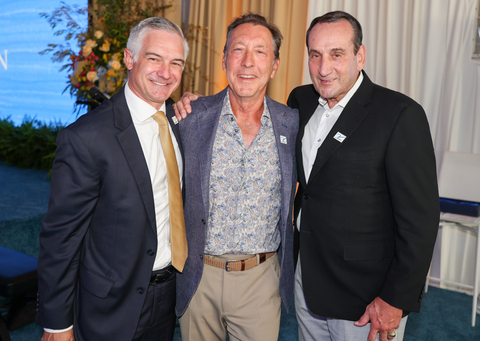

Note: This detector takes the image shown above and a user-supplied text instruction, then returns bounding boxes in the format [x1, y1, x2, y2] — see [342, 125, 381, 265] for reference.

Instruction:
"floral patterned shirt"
[205, 92, 282, 255]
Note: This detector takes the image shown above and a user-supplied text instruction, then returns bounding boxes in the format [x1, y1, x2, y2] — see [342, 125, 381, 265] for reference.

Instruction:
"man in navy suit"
[175, 13, 298, 341]
[36, 17, 188, 341]
[288, 11, 439, 341]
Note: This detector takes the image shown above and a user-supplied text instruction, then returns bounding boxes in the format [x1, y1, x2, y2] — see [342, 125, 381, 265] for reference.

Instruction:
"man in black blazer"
[36, 17, 188, 341]
[288, 11, 439, 341]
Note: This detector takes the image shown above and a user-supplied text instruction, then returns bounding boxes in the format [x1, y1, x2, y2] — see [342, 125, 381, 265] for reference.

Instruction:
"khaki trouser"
[179, 253, 281, 341]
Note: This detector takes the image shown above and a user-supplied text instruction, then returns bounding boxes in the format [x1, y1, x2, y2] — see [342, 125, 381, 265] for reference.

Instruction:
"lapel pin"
[333, 132, 347, 143]
[172, 116, 179, 125]
[280, 135, 287, 144]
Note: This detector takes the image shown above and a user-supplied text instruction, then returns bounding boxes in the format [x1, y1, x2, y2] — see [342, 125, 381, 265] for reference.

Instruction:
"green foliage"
[93, 0, 172, 49]
[0, 117, 63, 175]
[39, 2, 88, 69]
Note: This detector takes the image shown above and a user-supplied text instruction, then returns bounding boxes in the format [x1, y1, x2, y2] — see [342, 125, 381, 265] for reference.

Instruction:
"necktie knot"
[152, 111, 168, 126]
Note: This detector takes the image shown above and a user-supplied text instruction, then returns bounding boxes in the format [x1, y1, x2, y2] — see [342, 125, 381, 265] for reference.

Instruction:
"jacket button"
[137, 287, 145, 294]
[201, 219, 206, 225]
[303, 194, 309, 199]
[200, 254, 203, 260]
[147, 249, 155, 256]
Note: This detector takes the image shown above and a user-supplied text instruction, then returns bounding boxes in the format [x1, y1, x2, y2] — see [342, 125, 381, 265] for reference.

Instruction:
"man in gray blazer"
[176, 13, 298, 341]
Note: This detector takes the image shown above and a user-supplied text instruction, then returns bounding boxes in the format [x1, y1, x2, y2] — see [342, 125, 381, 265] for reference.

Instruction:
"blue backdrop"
[0, 0, 87, 126]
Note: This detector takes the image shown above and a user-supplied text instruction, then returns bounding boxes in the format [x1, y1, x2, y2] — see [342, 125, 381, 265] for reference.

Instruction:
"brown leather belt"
[203, 252, 275, 272]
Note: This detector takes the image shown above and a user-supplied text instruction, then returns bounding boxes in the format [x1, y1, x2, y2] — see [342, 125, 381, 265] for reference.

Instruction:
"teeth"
[152, 81, 167, 86]
[239, 75, 255, 79]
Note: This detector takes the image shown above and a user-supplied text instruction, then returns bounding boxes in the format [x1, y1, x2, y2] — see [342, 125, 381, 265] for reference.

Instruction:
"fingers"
[174, 92, 203, 120]
[387, 329, 397, 340]
[368, 328, 382, 341]
[173, 103, 182, 121]
[354, 312, 370, 327]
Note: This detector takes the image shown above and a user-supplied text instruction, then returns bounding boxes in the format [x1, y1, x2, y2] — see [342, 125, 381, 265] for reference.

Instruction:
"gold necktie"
[152, 111, 187, 272]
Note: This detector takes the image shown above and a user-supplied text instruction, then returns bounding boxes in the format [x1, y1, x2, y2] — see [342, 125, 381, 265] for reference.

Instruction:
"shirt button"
[235, 129, 239, 133]
[137, 287, 145, 294]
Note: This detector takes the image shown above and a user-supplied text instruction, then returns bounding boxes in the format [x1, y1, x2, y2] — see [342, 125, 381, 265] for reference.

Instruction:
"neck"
[228, 87, 265, 120]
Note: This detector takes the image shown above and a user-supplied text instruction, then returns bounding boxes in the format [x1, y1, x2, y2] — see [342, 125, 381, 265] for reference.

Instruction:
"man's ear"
[222, 52, 227, 72]
[356, 45, 366, 71]
[270, 58, 280, 79]
[124, 48, 134, 71]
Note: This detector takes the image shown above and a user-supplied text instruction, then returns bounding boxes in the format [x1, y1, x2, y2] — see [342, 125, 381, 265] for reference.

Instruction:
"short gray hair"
[127, 17, 189, 62]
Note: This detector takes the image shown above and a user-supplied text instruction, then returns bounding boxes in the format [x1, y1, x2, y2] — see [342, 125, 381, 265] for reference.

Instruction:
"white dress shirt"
[125, 82, 183, 271]
[297, 73, 363, 231]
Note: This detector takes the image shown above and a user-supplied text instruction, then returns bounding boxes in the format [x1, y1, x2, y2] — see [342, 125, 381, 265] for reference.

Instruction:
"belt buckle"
[225, 260, 235, 272]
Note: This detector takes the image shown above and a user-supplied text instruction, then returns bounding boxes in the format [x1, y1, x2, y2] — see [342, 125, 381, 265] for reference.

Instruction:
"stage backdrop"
[0, 0, 87, 126]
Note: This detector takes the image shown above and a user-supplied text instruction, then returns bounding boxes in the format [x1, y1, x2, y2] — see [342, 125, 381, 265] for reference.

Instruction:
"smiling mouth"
[152, 80, 168, 86]
[238, 75, 256, 79]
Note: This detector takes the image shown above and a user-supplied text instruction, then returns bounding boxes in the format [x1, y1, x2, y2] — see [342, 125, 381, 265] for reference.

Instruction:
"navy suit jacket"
[288, 72, 440, 321]
[176, 88, 299, 316]
[36, 88, 182, 340]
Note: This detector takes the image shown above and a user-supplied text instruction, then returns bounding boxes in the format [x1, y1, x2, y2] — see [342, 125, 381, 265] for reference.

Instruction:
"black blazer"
[288, 72, 439, 321]
[36, 88, 182, 340]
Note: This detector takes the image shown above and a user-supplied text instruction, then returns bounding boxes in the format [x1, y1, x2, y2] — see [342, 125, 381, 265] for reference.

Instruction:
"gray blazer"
[176, 87, 299, 316]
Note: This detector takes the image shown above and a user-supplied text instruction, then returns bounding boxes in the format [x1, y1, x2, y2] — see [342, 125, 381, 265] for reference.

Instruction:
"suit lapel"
[196, 89, 226, 218]
[114, 90, 157, 233]
[267, 97, 293, 226]
[297, 91, 320, 187]
[306, 73, 374, 188]
[165, 98, 183, 157]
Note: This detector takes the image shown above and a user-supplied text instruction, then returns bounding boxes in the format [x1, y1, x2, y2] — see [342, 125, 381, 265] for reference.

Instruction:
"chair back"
[438, 151, 480, 203]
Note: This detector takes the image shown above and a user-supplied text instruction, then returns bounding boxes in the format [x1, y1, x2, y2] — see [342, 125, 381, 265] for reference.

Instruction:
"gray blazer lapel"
[196, 89, 227, 219]
[114, 90, 156, 233]
[267, 97, 295, 228]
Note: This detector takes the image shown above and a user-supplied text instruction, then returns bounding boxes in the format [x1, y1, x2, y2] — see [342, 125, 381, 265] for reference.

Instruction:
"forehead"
[141, 29, 184, 56]
[229, 23, 274, 48]
[308, 20, 355, 51]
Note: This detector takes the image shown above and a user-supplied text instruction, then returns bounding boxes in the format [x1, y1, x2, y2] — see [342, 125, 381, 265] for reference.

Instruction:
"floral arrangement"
[40, 0, 172, 114]
[69, 29, 127, 102]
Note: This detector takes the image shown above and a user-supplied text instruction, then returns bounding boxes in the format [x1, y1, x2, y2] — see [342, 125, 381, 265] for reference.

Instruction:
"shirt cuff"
[44, 325, 73, 333]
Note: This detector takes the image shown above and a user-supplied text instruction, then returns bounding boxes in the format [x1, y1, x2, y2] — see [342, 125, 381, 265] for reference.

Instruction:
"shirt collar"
[124, 81, 166, 123]
[221, 90, 272, 123]
[318, 71, 364, 110]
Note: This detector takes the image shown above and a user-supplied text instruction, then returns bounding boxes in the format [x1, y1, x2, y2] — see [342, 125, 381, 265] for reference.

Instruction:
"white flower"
[87, 71, 98, 82]
[85, 39, 97, 48]
[94, 30, 104, 39]
[82, 45, 92, 57]
[110, 60, 121, 70]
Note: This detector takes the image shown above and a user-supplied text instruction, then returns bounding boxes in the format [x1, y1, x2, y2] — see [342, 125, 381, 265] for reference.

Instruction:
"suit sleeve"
[36, 127, 101, 329]
[379, 102, 439, 312]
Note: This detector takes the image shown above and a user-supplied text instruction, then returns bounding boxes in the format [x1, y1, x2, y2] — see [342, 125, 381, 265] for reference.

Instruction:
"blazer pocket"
[343, 239, 394, 261]
[79, 263, 115, 298]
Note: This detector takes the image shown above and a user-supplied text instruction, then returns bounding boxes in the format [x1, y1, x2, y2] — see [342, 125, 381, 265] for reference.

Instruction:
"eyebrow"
[308, 47, 346, 54]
